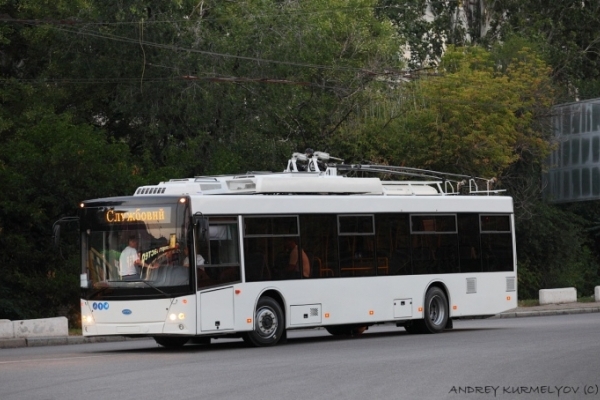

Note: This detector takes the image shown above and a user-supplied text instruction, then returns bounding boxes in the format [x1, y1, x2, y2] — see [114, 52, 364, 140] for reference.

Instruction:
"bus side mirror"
[51, 216, 79, 253]
[193, 214, 209, 241]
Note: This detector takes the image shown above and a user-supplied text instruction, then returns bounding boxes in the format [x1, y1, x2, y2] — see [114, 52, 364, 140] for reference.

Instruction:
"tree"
[379, 0, 600, 99]
[0, 0, 405, 320]
[3, 0, 402, 175]
[0, 96, 136, 320]
[332, 44, 555, 179]
[328, 43, 600, 298]
[378, 0, 504, 69]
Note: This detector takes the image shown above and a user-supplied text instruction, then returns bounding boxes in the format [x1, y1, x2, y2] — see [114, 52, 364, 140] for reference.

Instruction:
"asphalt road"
[1, 313, 599, 400]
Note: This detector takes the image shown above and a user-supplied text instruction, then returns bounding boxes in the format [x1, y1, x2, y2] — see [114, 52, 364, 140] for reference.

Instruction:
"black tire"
[244, 296, 285, 347]
[153, 336, 189, 348]
[422, 286, 449, 334]
[325, 325, 367, 336]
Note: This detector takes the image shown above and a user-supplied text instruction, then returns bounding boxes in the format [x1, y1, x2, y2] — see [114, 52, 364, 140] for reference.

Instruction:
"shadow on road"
[94, 324, 504, 354]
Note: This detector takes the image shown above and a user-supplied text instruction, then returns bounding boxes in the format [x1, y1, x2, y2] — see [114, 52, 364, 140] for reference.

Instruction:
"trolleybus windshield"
[79, 197, 193, 298]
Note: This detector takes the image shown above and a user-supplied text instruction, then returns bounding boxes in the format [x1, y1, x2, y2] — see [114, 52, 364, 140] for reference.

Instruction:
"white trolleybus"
[78, 151, 517, 347]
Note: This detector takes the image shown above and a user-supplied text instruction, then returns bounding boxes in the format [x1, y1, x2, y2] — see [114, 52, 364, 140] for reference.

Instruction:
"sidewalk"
[2, 302, 599, 349]
[494, 301, 600, 318]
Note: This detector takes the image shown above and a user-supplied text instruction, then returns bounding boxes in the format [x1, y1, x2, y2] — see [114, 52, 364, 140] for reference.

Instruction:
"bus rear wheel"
[422, 286, 448, 334]
[404, 286, 448, 334]
[153, 336, 189, 348]
[244, 296, 284, 347]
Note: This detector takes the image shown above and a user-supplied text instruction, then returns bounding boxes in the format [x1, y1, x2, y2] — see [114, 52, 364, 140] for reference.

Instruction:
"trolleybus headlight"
[169, 313, 185, 321]
[83, 315, 94, 324]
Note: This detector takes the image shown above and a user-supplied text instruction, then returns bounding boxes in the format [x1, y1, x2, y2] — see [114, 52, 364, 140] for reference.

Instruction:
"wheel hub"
[256, 307, 277, 338]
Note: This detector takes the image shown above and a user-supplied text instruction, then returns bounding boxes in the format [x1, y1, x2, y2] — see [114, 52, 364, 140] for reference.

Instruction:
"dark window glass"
[300, 215, 338, 278]
[376, 214, 410, 275]
[244, 237, 272, 282]
[563, 171, 570, 198]
[196, 218, 241, 289]
[244, 216, 298, 236]
[458, 214, 481, 273]
[411, 215, 456, 233]
[582, 138, 590, 163]
[593, 168, 600, 196]
[572, 169, 581, 198]
[339, 235, 376, 277]
[480, 215, 511, 232]
[244, 236, 306, 281]
[571, 138, 580, 164]
[481, 233, 514, 272]
[582, 168, 591, 197]
[411, 233, 459, 274]
[338, 215, 374, 235]
[562, 141, 570, 167]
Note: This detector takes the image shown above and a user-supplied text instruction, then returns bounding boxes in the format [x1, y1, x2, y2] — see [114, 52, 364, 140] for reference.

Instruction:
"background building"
[544, 98, 600, 203]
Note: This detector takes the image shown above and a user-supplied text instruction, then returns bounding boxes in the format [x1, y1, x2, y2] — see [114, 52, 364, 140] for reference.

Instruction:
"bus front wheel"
[244, 296, 285, 347]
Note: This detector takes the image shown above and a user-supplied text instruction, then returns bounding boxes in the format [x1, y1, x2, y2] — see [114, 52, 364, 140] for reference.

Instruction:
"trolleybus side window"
[480, 215, 513, 272]
[375, 214, 410, 276]
[338, 215, 378, 277]
[195, 217, 241, 288]
[410, 215, 459, 275]
[244, 216, 306, 281]
[299, 214, 339, 278]
[457, 213, 482, 273]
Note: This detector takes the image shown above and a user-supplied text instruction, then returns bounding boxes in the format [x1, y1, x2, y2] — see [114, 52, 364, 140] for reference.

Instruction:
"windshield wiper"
[87, 285, 111, 299]
[140, 280, 170, 297]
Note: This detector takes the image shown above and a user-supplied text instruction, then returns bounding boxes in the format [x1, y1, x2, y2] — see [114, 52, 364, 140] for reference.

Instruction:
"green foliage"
[1, 0, 599, 315]
[0, 82, 138, 321]
[333, 43, 555, 178]
[378, 0, 503, 68]
[330, 41, 600, 301]
[516, 202, 600, 299]
[0, 0, 403, 322]
[379, 0, 600, 98]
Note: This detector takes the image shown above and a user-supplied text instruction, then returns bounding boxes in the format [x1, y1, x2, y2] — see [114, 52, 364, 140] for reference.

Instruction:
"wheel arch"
[256, 289, 286, 326]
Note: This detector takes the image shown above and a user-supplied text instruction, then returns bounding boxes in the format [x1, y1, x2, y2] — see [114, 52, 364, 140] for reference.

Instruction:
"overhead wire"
[45, 23, 390, 76]
[0, 3, 455, 26]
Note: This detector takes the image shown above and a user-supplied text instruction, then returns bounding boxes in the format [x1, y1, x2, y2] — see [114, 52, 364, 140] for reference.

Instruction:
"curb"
[0, 335, 149, 349]
[495, 306, 600, 319]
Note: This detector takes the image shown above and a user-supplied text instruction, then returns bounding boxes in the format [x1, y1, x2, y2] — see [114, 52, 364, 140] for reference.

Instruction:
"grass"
[577, 295, 596, 303]
[69, 328, 82, 336]
[518, 299, 540, 307]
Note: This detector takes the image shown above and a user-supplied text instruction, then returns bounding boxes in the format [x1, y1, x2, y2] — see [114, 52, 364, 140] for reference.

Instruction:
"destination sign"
[104, 207, 171, 224]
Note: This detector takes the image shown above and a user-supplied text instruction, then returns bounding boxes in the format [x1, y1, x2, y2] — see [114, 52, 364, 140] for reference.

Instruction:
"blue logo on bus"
[92, 302, 109, 310]
[122, 309, 132, 315]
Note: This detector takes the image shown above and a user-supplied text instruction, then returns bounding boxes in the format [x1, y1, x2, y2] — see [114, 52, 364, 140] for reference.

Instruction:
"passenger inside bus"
[181, 245, 210, 284]
[284, 238, 310, 279]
